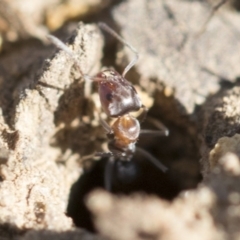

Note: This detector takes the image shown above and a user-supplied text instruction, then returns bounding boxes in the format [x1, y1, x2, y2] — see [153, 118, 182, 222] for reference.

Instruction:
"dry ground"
[0, 0, 240, 239]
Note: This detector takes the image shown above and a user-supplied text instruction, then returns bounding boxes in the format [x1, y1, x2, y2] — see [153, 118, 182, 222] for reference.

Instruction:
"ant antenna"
[197, 0, 228, 36]
[47, 35, 87, 80]
[98, 22, 139, 78]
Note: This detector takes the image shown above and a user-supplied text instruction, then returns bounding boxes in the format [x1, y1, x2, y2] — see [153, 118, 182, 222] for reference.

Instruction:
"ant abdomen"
[97, 69, 142, 117]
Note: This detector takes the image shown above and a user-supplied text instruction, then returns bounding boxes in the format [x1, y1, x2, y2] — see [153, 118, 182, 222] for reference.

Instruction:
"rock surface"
[0, 0, 240, 240]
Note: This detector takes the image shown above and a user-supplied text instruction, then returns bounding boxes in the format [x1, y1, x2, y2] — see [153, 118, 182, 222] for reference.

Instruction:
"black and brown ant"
[48, 23, 168, 191]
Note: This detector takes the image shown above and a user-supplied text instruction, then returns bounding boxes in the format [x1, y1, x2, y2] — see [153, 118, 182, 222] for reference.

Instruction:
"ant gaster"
[48, 23, 168, 191]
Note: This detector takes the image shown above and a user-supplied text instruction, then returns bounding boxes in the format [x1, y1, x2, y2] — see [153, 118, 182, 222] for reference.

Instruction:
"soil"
[0, 0, 240, 240]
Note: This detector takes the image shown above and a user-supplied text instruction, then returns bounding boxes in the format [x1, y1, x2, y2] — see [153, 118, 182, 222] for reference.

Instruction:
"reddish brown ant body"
[48, 23, 168, 191]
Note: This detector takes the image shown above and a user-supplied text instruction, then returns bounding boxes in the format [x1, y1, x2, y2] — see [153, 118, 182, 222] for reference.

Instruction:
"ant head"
[96, 69, 142, 117]
[111, 115, 140, 149]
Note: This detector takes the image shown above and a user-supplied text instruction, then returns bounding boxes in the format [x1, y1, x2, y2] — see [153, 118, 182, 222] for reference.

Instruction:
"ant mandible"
[48, 23, 168, 191]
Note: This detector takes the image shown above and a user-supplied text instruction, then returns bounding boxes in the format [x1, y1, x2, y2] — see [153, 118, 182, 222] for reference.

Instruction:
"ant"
[48, 23, 169, 191]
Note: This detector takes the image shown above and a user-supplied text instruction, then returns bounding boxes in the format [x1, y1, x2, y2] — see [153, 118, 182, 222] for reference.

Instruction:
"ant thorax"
[97, 69, 142, 117]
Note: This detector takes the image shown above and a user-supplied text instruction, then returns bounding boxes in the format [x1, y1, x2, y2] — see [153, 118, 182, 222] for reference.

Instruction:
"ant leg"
[197, 0, 228, 36]
[99, 115, 112, 134]
[95, 152, 112, 158]
[104, 156, 114, 191]
[137, 105, 148, 123]
[47, 36, 111, 84]
[142, 116, 169, 136]
[140, 129, 168, 137]
[98, 22, 139, 77]
[47, 35, 85, 78]
[47, 35, 106, 97]
[47, 35, 102, 83]
[83, 151, 114, 191]
[136, 147, 168, 172]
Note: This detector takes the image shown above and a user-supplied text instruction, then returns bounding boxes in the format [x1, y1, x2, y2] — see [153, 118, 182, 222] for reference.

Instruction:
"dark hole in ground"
[67, 116, 202, 232]
[67, 156, 180, 232]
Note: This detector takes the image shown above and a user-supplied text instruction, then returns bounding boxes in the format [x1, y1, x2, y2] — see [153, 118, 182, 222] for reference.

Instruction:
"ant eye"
[106, 93, 113, 101]
[98, 70, 142, 117]
[98, 82, 115, 116]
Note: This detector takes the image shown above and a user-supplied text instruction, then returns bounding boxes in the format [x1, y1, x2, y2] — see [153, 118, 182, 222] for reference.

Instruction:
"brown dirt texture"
[0, 0, 240, 240]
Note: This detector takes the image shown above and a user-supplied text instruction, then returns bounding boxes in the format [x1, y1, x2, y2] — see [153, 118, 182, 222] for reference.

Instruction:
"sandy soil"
[0, 0, 240, 239]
